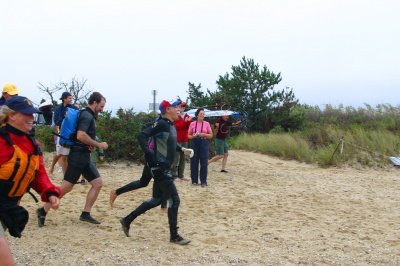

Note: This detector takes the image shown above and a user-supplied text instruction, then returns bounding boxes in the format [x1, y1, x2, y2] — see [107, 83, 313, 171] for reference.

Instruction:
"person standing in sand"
[171, 101, 191, 181]
[188, 108, 213, 186]
[119, 99, 193, 245]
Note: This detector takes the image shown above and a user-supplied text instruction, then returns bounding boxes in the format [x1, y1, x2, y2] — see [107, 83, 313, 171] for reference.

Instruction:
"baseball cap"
[5, 96, 41, 114]
[159, 99, 182, 114]
[2, 83, 19, 96]
[60, 91, 72, 100]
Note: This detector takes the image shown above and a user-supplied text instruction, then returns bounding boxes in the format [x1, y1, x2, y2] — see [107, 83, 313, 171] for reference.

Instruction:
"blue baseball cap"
[5, 96, 41, 114]
[159, 99, 182, 114]
[60, 91, 72, 100]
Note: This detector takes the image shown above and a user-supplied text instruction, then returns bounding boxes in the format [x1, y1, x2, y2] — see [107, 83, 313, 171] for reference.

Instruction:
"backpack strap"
[0, 127, 41, 155]
[0, 127, 13, 146]
[27, 134, 42, 155]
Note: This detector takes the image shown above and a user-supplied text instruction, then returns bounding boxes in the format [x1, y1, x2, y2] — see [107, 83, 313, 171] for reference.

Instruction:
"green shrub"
[96, 109, 156, 161]
[34, 125, 55, 152]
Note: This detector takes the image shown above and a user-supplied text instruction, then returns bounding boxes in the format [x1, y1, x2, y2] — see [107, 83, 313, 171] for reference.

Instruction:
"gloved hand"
[145, 150, 157, 167]
[182, 148, 194, 158]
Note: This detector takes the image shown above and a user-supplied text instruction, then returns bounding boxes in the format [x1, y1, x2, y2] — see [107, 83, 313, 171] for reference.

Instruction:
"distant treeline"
[35, 104, 400, 167]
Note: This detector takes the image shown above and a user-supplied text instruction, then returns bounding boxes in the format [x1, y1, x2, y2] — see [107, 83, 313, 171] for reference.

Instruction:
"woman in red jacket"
[0, 96, 61, 265]
[171, 102, 192, 181]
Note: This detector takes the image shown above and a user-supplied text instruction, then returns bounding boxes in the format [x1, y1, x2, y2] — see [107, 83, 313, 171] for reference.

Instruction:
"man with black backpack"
[38, 92, 108, 226]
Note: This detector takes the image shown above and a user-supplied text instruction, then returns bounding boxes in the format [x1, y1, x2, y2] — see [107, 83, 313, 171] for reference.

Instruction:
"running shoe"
[79, 214, 101, 224]
[170, 235, 190, 245]
[120, 218, 130, 237]
[36, 207, 46, 227]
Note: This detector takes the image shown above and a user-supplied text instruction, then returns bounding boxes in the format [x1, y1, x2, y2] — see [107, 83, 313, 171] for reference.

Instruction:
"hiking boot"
[79, 214, 101, 224]
[120, 218, 130, 237]
[170, 235, 190, 245]
[36, 207, 47, 227]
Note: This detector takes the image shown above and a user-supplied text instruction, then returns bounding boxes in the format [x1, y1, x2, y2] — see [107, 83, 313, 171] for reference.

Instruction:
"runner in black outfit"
[109, 118, 160, 207]
[119, 99, 193, 245]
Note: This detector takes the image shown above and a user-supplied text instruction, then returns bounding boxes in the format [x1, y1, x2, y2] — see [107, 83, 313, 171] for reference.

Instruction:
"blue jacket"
[54, 104, 79, 127]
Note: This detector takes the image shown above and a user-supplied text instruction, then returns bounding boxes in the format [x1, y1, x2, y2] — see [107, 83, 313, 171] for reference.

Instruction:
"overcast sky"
[1, 0, 399, 113]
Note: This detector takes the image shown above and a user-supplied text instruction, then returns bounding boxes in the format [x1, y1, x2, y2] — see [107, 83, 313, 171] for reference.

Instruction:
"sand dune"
[8, 150, 400, 265]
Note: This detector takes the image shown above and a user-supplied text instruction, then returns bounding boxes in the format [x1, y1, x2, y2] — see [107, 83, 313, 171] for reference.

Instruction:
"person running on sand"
[37, 92, 108, 226]
[0, 96, 61, 265]
[208, 113, 240, 172]
[109, 116, 162, 207]
[119, 99, 193, 245]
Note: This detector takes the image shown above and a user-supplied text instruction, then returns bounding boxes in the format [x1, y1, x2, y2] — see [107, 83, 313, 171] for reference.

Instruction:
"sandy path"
[8, 150, 400, 265]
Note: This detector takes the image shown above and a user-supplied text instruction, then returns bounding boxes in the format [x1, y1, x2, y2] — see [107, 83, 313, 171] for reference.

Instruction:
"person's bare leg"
[109, 189, 117, 207]
[83, 178, 103, 212]
[49, 154, 61, 174]
[221, 152, 229, 171]
[43, 179, 71, 212]
[37, 181, 73, 227]
[59, 156, 68, 175]
[208, 155, 223, 165]
[0, 237, 14, 266]
[61, 180, 74, 195]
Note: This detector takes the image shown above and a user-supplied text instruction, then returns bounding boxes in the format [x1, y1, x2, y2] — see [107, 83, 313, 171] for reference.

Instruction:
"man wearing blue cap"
[119, 99, 193, 245]
[49, 91, 79, 175]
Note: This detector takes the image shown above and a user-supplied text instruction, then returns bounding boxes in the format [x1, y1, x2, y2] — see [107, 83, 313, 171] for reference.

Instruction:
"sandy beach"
[8, 150, 400, 265]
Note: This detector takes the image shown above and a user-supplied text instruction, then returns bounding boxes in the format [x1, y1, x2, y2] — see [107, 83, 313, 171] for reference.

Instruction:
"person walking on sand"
[171, 101, 191, 181]
[49, 92, 79, 175]
[188, 108, 213, 187]
[119, 99, 193, 245]
[37, 92, 108, 226]
[208, 113, 240, 172]
[0, 96, 61, 265]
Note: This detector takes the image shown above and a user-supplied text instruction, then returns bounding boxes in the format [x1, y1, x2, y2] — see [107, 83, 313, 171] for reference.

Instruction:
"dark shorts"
[64, 150, 100, 183]
[215, 138, 229, 155]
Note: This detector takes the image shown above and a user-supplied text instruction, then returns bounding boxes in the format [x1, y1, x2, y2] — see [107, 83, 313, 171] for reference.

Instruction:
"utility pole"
[152, 90, 157, 114]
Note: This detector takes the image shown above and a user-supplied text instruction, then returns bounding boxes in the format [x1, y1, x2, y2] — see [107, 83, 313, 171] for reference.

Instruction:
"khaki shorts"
[56, 137, 71, 156]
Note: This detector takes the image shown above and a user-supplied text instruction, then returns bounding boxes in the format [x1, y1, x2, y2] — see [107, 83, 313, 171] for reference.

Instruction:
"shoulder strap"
[0, 128, 41, 154]
[0, 128, 13, 145]
[27, 134, 42, 155]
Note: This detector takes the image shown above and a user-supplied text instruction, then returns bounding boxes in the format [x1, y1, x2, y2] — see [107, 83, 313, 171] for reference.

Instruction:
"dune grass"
[232, 127, 400, 167]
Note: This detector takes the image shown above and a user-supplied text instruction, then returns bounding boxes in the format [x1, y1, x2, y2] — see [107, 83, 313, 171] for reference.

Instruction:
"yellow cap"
[2, 83, 19, 96]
